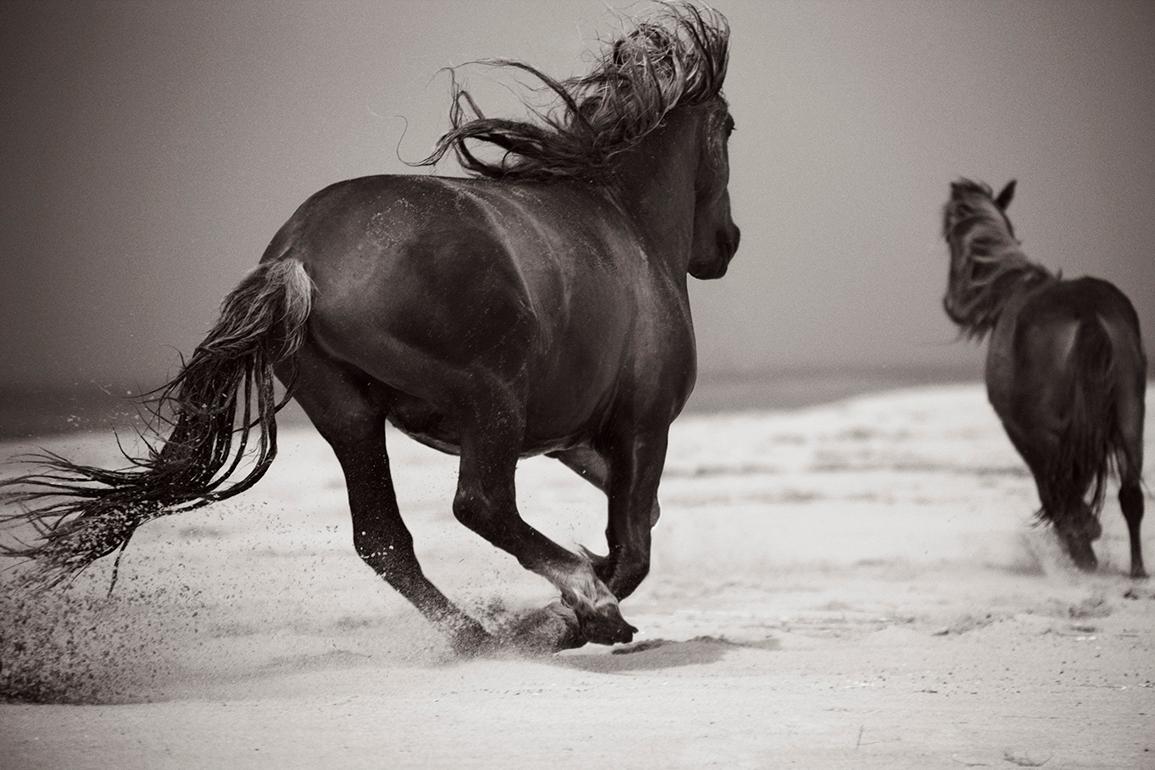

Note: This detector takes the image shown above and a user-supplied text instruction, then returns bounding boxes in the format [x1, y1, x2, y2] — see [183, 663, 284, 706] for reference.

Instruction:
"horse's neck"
[607, 112, 700, 273]
[948, 252, 1054, 339]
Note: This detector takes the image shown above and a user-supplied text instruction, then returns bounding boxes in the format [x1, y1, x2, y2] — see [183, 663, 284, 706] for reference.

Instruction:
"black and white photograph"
[2, 1, 1153, 767]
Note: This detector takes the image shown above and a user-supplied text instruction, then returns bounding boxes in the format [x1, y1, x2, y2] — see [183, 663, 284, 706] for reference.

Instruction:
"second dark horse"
[1, 6, 740, 652]
[942, 179, 1146, 577]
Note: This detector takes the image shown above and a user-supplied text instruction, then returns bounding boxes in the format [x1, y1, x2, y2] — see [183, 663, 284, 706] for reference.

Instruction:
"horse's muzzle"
[722, 223, 741, 261]
[692, 225, 740, 280]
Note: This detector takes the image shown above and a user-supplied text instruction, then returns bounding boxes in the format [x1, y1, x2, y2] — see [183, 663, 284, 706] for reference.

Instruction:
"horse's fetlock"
[632, 556, 651, 584]
[617, 547, 650, 582]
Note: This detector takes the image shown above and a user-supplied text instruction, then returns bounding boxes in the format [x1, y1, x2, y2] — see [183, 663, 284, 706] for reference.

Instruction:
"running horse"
[0, 4, 740, 653]
[941, 179, 1146, 577]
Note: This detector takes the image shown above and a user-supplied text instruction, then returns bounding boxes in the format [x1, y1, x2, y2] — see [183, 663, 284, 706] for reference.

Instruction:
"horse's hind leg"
[1116, 381, 1147, 579]
[1004, 421, 1098, 570]
[284, 348, 494, 654]
[452, 382, 635, 646]
[1120, 478, 1146, 579]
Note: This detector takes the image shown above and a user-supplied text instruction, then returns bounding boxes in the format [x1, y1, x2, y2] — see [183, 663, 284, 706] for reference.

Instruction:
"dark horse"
[942, 179, 1146, 577]
[0, 5, 740, 652]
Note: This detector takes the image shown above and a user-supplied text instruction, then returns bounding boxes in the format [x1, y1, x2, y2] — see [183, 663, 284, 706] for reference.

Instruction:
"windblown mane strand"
[415, 3, 729, 182]
[943, 179, 1054, 339]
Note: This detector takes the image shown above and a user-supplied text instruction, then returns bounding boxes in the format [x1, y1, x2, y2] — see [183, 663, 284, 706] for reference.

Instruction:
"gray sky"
[2, 0, 1153, 389]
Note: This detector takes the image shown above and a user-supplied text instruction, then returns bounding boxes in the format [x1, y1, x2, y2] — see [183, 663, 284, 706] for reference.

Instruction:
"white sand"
[2, 384, 1153, 768]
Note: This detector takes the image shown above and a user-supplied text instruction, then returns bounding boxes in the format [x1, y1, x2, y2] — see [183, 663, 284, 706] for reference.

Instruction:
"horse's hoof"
[1073, 553, 1098, 572]
[1130, 566, 1149, 580]
[550, 615, 588, 652]
[1062, 536, 1098, 572]
[575, 602, 637, 646]
[504, 601, 587, 655]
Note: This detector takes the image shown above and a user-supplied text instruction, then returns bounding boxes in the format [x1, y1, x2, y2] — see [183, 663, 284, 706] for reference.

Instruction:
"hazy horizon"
[0, 360, 985, 440]
[3, 0, 1154, 390]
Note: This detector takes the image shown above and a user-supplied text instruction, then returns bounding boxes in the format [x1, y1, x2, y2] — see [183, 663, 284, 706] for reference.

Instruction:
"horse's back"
[1021, 277, 1140, 334]
[263, 174, 679, 451]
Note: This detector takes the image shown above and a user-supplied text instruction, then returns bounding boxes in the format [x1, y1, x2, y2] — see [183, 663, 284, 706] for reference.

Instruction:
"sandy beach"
[2, 384, 1153, 768]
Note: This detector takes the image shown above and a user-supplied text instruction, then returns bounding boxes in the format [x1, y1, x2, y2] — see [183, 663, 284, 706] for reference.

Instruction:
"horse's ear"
[994, 180, 1017, 211]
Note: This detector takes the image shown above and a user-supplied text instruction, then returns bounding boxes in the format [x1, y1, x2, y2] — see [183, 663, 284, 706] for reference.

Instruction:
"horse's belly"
[386, 394, 590, 458]
[385, 396, 462, 454]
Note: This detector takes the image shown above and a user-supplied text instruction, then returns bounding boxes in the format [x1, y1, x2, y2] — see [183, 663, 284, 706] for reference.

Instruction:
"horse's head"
[601, 9, 737, 280]
[943, 178, 1015, 233]
[942, 178, 1017, 272]
[686, 97, 740, 280]
[419, 3, 737, 278]
[941, 178, 1031, 334]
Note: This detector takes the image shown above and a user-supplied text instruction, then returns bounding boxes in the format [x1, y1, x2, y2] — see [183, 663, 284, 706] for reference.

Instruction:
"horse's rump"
[1011, 278, 1142, 522]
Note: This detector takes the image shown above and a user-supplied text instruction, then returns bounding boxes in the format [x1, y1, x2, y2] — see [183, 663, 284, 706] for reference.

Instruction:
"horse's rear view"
[942, 179, 1147, 577]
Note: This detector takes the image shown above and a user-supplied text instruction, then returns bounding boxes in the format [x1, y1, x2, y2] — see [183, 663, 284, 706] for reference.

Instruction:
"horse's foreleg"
[549, 445, 661, 591]
[600, 431, 668, 600]
[453, 391, 635, 646]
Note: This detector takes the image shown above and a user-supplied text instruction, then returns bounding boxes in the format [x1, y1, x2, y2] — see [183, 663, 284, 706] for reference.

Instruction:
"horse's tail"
[0, 259, 314, 589]
[1049, 319, 1118, 522]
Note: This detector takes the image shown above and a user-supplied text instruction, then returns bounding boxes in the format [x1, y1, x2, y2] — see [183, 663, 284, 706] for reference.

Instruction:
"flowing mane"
[942, 178, 1055, 339]
[416, 3, 730, 183]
